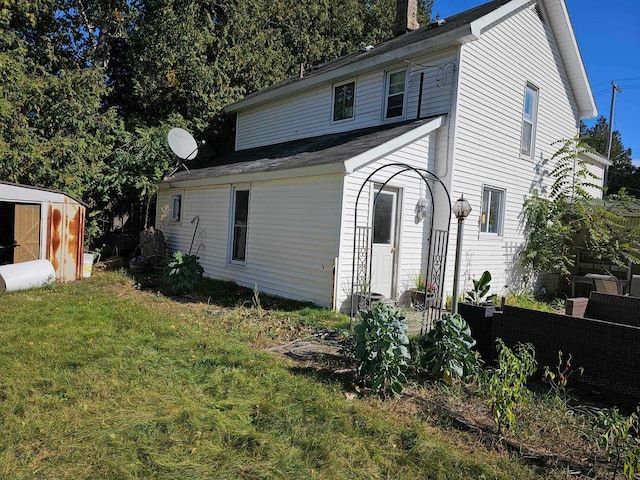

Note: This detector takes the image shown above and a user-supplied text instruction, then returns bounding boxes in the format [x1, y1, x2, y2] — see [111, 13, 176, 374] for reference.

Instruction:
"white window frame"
[480, 186, 505, 236]
[383, 68, 408, 120]
[228, 186, 250, 264]
[520, 83, 539, 158]
[171, 194, 182, 222]
[331, 79, 356, 122]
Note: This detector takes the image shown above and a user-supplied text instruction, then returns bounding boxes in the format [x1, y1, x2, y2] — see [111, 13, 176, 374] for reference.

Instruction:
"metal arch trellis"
[349, 163, 452, 334]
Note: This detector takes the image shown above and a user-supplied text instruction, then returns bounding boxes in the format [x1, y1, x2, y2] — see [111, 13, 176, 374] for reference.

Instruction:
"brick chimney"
[393, 0, 419, 36]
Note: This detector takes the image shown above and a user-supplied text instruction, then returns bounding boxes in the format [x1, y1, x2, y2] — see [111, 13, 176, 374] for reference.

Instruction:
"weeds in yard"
[542, 351, 584, 405]
[594, 407, 640, 479]
[486, 340, 537, 434]
[0, 271, 541, 479]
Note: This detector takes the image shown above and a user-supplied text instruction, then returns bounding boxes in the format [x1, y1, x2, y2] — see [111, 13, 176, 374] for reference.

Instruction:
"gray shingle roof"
[229, 0, 511, 107]
[164, 117, 440, 183]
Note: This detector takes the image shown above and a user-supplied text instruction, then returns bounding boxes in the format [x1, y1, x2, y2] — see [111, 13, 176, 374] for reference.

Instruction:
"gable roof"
[226, 0, 596, 119]
[0, 181, 86, 206]
[162, 116, 445, 187]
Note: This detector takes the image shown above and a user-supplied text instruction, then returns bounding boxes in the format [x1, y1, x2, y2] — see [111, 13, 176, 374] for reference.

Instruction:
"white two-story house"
[157, 0, 607, 310]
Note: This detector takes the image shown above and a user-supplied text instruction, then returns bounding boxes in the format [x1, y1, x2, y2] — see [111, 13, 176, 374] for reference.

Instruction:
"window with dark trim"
[384, 69, 407, 119]
[171, 195, 182, 221]
[332, 81, 355, 121]
[230, 188, 249, 262]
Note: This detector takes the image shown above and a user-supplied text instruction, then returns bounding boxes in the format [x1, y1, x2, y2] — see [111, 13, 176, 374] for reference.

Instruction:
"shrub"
[486, 339, 537, 433]
[465, 270, 492, 305]
[419, 313, 478, 383]
[350, 303, 410, 398]
[163, 251, 204, 294]
[594, 407, 640, 479]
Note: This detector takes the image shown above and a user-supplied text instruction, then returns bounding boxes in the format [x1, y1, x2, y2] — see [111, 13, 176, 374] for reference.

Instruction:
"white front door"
[371, 188, 399, 298]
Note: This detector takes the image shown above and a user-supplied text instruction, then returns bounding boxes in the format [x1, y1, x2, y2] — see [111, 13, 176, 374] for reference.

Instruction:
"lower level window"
[480, 187, 504, 235]
[231, 188, 249, 262]
[171, 195, 182, 221]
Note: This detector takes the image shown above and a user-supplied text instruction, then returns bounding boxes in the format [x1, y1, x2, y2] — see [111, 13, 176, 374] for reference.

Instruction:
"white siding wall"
[157, 174, 343, 306]
[445, 3, 587, 297]
[236, 50, 458, 150]
[335, 132, 441, 310]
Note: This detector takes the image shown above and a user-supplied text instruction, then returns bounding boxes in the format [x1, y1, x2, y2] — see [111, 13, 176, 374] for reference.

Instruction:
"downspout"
[438, 46, 464, 181]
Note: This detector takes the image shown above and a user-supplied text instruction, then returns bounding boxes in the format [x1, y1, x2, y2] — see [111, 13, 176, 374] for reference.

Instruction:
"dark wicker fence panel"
[585, 292, 640, 326]
[492, 306, 640, 400]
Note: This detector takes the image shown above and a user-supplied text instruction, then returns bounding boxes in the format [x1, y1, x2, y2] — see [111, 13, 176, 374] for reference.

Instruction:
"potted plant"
[457, 270, 498, 361]
[409, 273, 437, 307]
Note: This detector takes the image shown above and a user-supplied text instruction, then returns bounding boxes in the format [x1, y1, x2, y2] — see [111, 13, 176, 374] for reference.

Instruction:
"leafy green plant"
[419, 313, 478, 383]
[520, 136, 640, 280]
[465, 270, 492, 305]
[163, 251, 204, 294]
[486, 340, 537, 433]
[542, 351, 583, 404]
[594, 408, 640, 479]
[350, 303, 410, 398]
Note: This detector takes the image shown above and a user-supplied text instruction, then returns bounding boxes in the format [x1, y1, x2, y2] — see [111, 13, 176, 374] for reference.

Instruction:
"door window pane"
[373, 193, 393, 243]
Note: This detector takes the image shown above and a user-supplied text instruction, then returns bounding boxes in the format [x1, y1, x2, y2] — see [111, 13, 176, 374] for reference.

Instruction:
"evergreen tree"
[580, 116, 636, 196]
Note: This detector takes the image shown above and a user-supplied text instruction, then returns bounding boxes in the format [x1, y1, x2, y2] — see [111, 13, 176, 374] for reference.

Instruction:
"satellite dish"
[167, 128, 199, 160]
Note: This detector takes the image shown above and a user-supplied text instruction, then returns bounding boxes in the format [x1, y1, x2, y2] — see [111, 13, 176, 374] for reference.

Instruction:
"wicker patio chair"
[629, 275, 640, 298]
[585, 273, 622, 295]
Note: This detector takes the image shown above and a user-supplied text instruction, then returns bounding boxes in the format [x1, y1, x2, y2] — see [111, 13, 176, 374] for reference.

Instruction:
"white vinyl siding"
[235, 51, 458, 150]
[335, 131, 440, 310]
[447, 3, 584, 295]
[157, 175, 343, 306]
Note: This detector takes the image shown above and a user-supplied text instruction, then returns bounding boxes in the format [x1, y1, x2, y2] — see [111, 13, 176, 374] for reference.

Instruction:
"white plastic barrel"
[0, 259, 56, 292]
[83, 253, 94, 278]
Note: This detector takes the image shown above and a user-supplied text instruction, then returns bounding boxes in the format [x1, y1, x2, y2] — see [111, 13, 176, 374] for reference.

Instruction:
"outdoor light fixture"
[451, 195, 471, 314]
[452, 196, 472, 220]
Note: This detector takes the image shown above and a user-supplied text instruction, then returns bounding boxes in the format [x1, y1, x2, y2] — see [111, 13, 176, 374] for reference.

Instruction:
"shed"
[0, 181, 86, 282]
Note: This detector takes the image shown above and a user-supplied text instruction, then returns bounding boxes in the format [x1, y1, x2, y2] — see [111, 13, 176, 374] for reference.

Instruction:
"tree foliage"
[580, 116, 636, 196]
[1, 0, 434, 246]
[519, 137, 640, 279]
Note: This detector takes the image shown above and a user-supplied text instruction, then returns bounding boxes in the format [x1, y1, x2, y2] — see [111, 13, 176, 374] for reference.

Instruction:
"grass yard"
[0, 271, 552, 479]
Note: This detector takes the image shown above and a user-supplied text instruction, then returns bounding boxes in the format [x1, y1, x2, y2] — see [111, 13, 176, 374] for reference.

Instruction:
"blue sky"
[432, 0, 640, 163]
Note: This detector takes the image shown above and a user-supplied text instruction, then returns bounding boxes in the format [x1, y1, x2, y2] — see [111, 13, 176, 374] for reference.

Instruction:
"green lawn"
[0, 271, 542, 479]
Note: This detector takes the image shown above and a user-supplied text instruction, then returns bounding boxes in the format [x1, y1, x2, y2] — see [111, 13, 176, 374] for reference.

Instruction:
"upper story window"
[171, 194, 182, 221]
[520, 83, 539, 157]
[332, 80, 355, 122]
[480, 186, 504, 235]
[230, 187, 250, 263]
[384, 69, 407, 119]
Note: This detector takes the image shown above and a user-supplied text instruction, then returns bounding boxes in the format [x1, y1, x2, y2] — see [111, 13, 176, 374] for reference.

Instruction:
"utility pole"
[606, 81, 622, 160]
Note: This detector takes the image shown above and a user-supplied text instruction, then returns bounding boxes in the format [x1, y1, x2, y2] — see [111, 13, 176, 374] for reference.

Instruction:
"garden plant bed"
[269, 331, 616, 479]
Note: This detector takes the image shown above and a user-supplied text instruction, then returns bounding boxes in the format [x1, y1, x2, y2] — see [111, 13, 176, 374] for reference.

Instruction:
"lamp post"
[451, 195, 472, 314]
